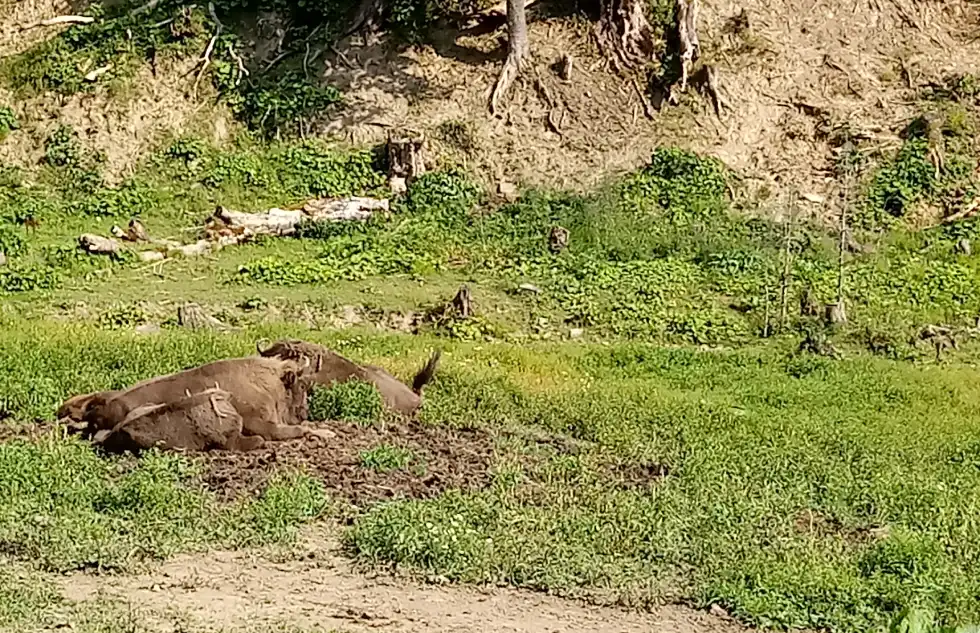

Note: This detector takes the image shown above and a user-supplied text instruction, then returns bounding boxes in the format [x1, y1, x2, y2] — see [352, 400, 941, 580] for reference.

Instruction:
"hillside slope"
[2, 0, 977, 200]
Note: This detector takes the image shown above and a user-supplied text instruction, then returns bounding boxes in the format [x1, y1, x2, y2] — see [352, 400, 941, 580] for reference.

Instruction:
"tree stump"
[178, 303, 233, 331]
[452, 285, 473, 319]
[386, 130, 426, 194]
[676, 0, 701, 91]
[549, 226, 569, 253]
[824, 302, 847, 326]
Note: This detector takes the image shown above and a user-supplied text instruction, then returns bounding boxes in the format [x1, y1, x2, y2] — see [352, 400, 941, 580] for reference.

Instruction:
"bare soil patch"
[199, 420, 495, 505]
[57, 535, 751, 633]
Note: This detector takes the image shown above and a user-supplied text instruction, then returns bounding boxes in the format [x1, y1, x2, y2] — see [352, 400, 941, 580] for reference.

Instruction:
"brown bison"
[93, 388, 273, 453]
[79, 356, 332, 443]
[255, 339, 440, 416]
[58, 390, 121, 436]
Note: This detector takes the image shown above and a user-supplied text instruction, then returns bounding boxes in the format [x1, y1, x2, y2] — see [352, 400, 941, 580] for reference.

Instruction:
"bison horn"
[256, 338, 271, 354]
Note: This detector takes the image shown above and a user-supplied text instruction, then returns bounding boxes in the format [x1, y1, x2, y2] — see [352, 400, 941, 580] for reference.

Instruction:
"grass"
[0, 323, 979, 630]
[359, 444, 416, 472]
[308, 381, 384, 425]
[0, 430, 329, 573]
[1, 76, 980, 630]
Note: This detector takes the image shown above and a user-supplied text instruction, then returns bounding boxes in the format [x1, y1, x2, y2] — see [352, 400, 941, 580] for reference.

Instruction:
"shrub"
[308, 380, 384, 425]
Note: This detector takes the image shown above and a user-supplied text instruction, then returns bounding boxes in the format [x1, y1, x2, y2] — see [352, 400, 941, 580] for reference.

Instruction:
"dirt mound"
[199, 420, 495, 505]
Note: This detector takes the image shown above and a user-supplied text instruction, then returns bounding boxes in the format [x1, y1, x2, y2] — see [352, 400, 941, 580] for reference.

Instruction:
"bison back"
[86, 357, 299, 431]
[97, 388, 243, 453]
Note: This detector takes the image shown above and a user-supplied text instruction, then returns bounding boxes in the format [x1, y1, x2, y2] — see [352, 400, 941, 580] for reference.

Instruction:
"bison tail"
[412, 349, 442, 394]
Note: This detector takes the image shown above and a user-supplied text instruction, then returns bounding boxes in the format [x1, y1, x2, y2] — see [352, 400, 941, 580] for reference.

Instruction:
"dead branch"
[263, 49, 291, 72]
[330, 44, 358, 70]
[84, 65, 112, 82]
[129, 0, 163, 16]
[22, 15, 95, 31]
[192, 3, 222, 95]
[227, 43, 248, 86]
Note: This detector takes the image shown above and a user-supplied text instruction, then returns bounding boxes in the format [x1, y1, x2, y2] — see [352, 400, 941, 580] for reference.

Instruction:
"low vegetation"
[2, 2, 980, 628]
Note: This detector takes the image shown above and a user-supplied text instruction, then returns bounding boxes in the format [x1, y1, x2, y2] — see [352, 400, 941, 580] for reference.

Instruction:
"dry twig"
[21, 15, 94, 31]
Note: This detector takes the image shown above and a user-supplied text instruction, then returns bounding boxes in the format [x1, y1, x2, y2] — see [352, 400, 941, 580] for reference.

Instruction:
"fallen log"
[206, 197, 390, 239]
[79, 234, 121, 255]
[83, 196, 390, 263]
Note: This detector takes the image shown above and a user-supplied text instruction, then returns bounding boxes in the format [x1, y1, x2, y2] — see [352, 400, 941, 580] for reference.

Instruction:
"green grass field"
[3, 19, 980, 628]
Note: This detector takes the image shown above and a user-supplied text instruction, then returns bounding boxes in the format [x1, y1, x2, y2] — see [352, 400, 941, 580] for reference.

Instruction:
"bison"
[57, 390, 121, 436]
[93, 388, 271, 453]
[255, 339, 440, 416]
[79, 356, 332, 443]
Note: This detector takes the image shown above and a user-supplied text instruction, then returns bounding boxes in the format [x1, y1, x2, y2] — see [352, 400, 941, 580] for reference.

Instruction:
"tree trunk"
[386, 130, 426, 194]
[489, 0, 530, 114]
[676, 0, 701, 90]
[596, 0, 655, 72]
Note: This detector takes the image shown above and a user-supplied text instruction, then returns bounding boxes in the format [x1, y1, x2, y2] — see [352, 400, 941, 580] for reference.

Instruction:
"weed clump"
[308, 380, 384, 425]
[359, 444, 415, 472]
[0, 107, 18, 140]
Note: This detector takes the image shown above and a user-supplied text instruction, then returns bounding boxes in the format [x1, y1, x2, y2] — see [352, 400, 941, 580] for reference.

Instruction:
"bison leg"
[226, 434, 266, 452]
[241, 418, 316, 441]
[242, 419, 336, 443]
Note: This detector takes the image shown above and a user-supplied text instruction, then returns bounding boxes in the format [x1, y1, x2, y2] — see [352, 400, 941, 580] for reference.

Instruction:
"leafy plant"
[359, 444, 415, 472]
[308, 380, 383, 425]
[0, 106, 19, 139]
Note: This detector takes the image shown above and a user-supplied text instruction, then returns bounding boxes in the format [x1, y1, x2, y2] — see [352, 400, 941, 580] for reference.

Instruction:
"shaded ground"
[57, 535, 751, 633]
[199, 420, 496, 505]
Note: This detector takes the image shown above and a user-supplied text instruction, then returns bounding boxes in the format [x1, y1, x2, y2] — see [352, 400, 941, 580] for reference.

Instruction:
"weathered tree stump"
[676, 0, 701, 91]
[178, 303, 233, 331]
[824, 301, 847, 326]
[452, 285, 473, 319]
[549, 226, 569, 253]
[386, 130, 426, 194]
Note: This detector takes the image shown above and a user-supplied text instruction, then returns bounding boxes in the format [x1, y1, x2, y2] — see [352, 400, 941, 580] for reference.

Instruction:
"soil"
[56, 533, 751, 633]
[5, 0, 979, 209]
[198, 419, 496, 506]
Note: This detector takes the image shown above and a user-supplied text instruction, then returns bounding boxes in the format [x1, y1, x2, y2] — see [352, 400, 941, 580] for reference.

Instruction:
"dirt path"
[58, 539, 746, 633]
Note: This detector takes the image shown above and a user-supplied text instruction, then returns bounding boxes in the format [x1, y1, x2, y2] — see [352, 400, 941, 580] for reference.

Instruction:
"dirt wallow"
[200, 419, 495, 506]
[25, 337, 498, 505]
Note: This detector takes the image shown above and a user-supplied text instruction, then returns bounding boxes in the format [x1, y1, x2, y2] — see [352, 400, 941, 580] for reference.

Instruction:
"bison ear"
[82, 395, 103, 415]
[256, 338, 271, 355]
[282, 370, 296, 390]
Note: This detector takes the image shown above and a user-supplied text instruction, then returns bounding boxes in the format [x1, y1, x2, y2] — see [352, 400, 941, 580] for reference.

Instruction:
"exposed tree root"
[595, 0, 655, 73]
[489, 0, 530, 114]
